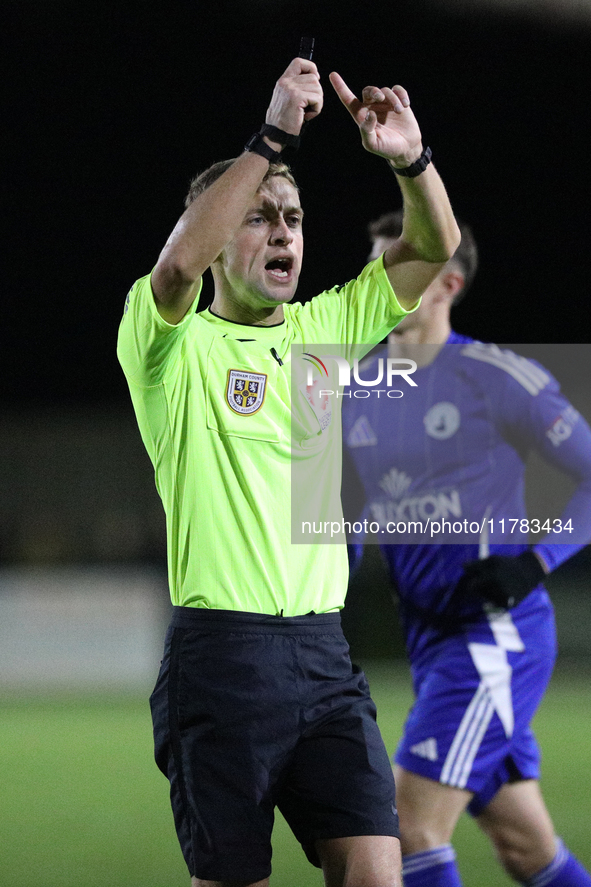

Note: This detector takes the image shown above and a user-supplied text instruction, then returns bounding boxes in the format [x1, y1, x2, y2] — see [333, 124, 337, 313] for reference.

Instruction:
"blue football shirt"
[342, 333, 591, 663]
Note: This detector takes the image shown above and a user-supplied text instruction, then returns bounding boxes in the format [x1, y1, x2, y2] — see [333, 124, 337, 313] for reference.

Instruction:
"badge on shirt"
[424, 402, 461, 439]
[226, 370, 267, 415]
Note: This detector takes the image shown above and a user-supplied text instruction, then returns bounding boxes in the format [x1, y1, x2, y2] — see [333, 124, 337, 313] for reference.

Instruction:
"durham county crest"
[226, 370, 267, 415]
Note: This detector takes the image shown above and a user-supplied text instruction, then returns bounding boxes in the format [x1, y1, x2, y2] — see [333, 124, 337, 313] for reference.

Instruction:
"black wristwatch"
[391, 146, 432, 178]
[244, 132, 282, 163]
[260, 124, 300, 151]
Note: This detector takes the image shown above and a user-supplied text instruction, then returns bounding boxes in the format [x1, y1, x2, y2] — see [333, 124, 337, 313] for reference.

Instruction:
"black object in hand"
[299, 37, 315, 60]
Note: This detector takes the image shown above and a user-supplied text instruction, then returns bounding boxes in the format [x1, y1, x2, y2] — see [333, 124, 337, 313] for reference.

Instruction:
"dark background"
[4, 0, 591, 407]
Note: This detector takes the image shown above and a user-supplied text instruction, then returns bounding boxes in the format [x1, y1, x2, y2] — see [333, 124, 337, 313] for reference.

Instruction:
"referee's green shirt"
[117, 257, 415, 615]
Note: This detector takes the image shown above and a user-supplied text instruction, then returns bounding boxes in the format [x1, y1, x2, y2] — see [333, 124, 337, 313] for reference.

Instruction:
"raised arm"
[329, 71, 460, 310]
[151, 58, 323, 324]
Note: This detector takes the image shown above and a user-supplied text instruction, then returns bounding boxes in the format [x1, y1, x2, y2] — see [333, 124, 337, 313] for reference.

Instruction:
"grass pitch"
[0, 660, 589, 886]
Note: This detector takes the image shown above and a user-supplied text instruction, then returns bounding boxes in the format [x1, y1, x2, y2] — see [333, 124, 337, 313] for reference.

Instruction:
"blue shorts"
[395, 597, 557, 816]
[150, 607, 399, 882]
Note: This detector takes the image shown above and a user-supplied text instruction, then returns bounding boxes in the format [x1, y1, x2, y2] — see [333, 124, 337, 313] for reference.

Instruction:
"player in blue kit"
[342, 211, 591, 887]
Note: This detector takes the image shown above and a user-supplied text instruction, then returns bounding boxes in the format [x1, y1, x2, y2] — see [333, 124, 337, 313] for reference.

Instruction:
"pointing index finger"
[329, 71, 358, 109]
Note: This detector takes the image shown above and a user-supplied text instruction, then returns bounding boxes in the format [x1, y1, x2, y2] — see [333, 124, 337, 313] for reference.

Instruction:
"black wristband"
[391, 146, 432, 178]
[260, 123, 301, 151]
[244, 132, 282, 163]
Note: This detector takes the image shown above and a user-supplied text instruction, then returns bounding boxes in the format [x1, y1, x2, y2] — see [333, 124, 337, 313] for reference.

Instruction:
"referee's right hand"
[265, 58, 323, 139]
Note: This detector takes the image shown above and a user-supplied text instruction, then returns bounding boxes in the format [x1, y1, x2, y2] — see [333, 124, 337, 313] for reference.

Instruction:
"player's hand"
[329, 72, 423, 167]
[265, 58, 323, 137]
[455, 552, 547, 609]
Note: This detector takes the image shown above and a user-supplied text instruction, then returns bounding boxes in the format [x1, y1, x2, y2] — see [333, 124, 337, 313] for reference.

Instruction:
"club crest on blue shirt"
[226, 369, 267, 415]
[423, 402, 461, 439]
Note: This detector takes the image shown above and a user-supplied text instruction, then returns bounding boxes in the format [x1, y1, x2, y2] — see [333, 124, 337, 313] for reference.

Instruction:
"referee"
[118, 56, 459, 887]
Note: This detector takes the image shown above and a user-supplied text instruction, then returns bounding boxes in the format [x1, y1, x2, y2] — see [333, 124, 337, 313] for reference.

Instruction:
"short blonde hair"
[185, 158, 298, 209]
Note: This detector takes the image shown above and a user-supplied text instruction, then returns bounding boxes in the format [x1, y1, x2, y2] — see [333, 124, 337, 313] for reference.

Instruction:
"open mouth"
[265, 257, 293, 279]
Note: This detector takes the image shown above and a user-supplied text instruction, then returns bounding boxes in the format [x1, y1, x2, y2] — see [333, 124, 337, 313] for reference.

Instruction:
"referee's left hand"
[329, 71, 423, 168]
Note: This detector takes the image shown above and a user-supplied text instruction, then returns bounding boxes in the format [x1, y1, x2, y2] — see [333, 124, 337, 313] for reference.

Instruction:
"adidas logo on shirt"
[410, 738, 438, 761]
[347, 415, 377, 447]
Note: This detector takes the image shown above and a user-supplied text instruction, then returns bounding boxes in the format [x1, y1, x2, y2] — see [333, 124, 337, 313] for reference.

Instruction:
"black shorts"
[149, 607, 399, 882]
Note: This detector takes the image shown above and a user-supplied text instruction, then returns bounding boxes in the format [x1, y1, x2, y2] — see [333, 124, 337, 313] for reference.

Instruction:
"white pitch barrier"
[0, 566, 169, 690]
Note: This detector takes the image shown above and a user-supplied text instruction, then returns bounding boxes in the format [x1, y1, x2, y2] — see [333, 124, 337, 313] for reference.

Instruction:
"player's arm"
[330, 72, 460, 311]
[151, 58, 323, 325]
[523, 387, 591, 573]
[457, 368, 591, 608]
